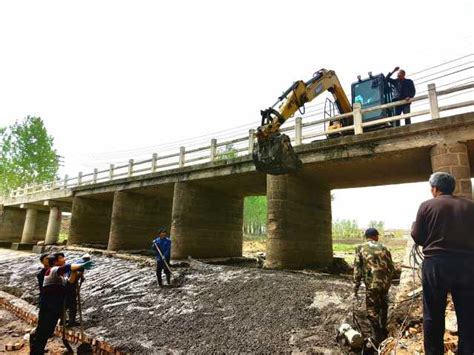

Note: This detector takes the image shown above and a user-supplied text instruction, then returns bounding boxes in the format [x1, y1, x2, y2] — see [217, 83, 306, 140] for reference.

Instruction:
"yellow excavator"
[253, 68, 396, 175]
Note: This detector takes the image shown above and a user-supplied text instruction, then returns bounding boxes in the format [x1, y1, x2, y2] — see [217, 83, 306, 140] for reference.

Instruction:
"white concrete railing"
[8, 82, 474, 198]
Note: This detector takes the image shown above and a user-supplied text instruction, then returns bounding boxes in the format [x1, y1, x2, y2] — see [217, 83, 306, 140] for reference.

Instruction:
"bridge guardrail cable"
[7, 81, 474, 198]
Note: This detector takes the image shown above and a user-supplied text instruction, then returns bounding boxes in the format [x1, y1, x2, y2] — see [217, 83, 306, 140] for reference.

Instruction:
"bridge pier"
[170, 182, 243, 259]
[431, 142, 472, 199]
[108, 191, 172, 251]
[68, 197, 113, 247]
[0, 207, 26, 246]
[265, 174, 332, 269]
[44, 206, 62, 245]
[19, 208, 48, 244]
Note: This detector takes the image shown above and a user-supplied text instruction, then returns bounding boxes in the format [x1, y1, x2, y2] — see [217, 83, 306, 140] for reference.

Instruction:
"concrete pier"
[68, 197, 113, 247]
[265, 174, 332, 269]
[0, 207, 26, 245]
[44, 206, 62, 245]
[170, 182, 243, 259]
[108, 191, 172, 251]
[20, 208, 38, 244]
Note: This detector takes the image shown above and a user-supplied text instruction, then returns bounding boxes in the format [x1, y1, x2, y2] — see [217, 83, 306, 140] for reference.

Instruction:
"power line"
[408, 53, 473, 76]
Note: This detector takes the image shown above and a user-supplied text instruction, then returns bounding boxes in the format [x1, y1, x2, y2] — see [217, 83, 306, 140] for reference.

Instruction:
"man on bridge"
[386, 66, 416, 126]
[354, 228, 395, 345]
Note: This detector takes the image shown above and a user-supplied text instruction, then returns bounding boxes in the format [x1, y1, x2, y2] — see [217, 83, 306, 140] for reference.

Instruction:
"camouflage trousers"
[366, 288, 389, 343]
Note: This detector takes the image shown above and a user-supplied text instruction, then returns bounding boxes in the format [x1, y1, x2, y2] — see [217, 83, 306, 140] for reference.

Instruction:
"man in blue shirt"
[151, 228, 172, 287]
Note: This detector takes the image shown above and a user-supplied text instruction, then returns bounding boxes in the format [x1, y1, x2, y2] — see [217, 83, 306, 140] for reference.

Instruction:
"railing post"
[179, 147, 185, 167]
[353, 102, 363, 135]
[151, 153, 158, 173]
[128, 159, 134, 177]
[63, 175, 68, 188]
[109, 164, 115, 180]
[248, 129, 255, 154]
[210, 139, 217, 161]
[295, 117, 302, 145]
[428, 83, 440, 119]
[92, 169, 98, 184]
[78, 172, 83, 186]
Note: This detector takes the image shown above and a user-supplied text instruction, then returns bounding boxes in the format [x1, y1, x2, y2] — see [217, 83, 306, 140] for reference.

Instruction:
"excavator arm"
[253, 69, 351, 175]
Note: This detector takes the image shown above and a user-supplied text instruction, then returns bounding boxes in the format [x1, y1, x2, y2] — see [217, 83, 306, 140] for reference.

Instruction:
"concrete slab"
[32, 245, 46, 254]
[11, 243, 36, 251]
[0, 241, 13, 249]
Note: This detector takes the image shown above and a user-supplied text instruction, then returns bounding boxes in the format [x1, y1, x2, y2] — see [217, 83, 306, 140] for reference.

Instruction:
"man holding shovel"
[151, 228, 172, 287]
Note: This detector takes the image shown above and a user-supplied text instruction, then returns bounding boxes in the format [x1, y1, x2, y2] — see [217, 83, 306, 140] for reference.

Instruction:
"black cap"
[365, 228, 379, 238]
[158, 227, 167, 233]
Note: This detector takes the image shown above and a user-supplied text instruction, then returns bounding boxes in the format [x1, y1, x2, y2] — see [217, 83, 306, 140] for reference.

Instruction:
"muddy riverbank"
[0, 249, 367, 353]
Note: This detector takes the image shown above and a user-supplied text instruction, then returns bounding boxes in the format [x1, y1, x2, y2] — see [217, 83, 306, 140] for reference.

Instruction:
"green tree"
[332, 219, 360, 239]
[0, 116, 59, 196]
[243, 196, 267, 235]
[216, 143, 238, 160]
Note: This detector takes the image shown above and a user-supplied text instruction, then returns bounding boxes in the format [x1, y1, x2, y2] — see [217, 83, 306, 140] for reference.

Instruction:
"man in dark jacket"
[386, 67, 416, 126]
[36, 253, 50, 304]
[411, 172, 474, 355]
[151, 228, 172, 287]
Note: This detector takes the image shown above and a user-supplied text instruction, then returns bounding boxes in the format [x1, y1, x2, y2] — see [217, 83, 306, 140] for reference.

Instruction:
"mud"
[0, 249, 367, 353]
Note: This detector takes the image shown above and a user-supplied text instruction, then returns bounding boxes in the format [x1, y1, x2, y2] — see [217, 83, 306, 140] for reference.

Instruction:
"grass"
[333, 243, 357, 252]
[58, 232, 68, 243]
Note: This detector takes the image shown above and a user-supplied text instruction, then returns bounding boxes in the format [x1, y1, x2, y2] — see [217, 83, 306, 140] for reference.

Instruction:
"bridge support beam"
[0, 207, 26, 245]
[19, 208, 48, 244]
[44, 207, 62, 245]
[108, 191, 172, 251]
[170, 182, 243, 259]
[265, 174, 332, 269]
[431, 142, 472, 199]
[68, 197, 113, 247]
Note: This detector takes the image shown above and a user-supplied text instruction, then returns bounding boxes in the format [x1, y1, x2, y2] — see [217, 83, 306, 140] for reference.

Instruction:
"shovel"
[154, 243, 182, 287]
[61, 305, 74, 353]
[76, 280, 93, 354]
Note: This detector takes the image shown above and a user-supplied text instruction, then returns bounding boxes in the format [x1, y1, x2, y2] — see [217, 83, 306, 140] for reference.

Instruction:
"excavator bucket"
[252, 134, 302, 175]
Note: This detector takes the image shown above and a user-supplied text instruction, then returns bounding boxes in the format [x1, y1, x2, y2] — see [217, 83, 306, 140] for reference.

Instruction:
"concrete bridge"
[1, 84, 473, 268]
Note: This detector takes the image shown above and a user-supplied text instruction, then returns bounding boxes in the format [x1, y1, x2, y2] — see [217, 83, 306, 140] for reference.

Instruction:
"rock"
[445, 311, 458, 334]
[408, 327, 418, 335]
[5, 342, 24, 351]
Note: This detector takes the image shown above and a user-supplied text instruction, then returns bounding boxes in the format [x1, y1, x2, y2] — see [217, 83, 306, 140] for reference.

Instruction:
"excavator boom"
[253, 69, 351, 175]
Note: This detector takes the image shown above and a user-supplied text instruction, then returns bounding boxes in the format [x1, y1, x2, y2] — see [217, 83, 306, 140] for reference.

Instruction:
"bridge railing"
[8, 82, 474, 199]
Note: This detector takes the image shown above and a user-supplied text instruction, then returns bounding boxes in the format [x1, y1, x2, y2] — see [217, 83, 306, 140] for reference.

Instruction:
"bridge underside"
[1, 113, 473, 268]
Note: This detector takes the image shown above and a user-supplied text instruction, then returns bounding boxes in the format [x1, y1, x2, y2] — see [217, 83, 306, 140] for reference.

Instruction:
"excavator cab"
[351, 73, 396, 127]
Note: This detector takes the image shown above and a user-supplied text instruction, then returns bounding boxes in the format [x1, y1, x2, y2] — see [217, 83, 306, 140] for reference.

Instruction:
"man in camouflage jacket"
[354, 228, 395, 344]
